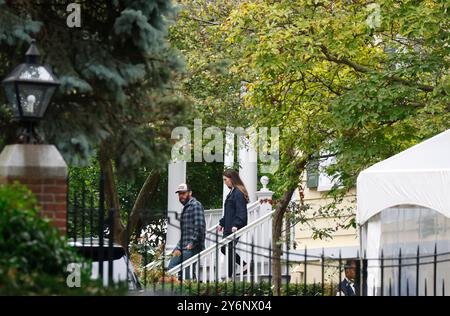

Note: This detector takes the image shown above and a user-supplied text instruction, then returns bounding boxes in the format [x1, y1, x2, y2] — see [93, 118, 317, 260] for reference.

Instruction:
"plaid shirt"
[176, 197, 206, 250]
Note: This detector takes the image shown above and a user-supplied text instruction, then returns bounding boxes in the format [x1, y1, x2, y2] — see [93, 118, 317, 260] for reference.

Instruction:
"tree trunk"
[272, 186, 296, 296]
[98, 145, 126, 248]
[120, 171, 161, 247]
[98, 144, 162, 250]
[271, 158, 307, 296]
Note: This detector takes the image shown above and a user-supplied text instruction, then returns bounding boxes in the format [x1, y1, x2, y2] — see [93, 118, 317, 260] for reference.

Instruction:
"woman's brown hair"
[223, 169, 249, 202]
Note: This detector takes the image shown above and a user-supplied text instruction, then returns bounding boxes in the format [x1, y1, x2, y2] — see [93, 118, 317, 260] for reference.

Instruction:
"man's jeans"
[167, 248, 200, 280]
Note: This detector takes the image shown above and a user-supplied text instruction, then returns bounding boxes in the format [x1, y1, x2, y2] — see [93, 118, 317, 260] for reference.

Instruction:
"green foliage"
[0, 184, 74, 274]
[187, 161, 224, 209]
[68, 159, 223, 215]
[1, 271, 127, 296]
[0, 1, 187, 178]
[172, 0, 449, 236]
[169, 0, 253, 127]
[0, 2, 41, 45]
[68, 161, 168, 241]
[135, 243, 169, 284]
[0, 183, 125, 295]
[150, 280, 332, 296]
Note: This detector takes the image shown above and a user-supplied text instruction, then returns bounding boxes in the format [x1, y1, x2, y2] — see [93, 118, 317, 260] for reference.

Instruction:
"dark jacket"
[219, 188, 248, 236]
[176, 197, 206, 250]
[338, 278, 359, 296]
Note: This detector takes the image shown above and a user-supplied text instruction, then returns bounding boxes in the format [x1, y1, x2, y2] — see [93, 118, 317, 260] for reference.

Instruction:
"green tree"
[224, 0, 448, 295]
[169, 0, 254, 128]
[0, 0, 188, 247]
[171, 0, 448, 295]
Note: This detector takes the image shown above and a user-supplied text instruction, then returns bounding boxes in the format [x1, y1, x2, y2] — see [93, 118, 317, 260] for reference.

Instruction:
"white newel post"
[255, 176, 274, 268]
[166, 160, 186, 253]
[256, 176, 274, 215]
[238, 135, 257, 203]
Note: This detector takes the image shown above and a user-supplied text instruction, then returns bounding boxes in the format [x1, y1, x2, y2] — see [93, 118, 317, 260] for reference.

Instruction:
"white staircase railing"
[147, 176, 276, 280]
[168, 207, 274, 283]
[144, 200, 265, 271]
[204, 200, 260, 249]
[204, 208, 222, 231]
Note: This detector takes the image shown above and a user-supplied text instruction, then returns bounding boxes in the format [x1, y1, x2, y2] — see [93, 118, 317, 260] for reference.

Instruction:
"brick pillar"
[0, 144, 68, 234]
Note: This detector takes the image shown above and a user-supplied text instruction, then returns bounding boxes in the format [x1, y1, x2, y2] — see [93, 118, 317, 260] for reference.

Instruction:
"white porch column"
[238, 134, 258, 203]
[166, 160, 186, 252]
[223, 130, 234, 207]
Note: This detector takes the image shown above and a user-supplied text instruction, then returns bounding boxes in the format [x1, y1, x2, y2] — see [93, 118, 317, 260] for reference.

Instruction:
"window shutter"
[306, 160, 319, 188]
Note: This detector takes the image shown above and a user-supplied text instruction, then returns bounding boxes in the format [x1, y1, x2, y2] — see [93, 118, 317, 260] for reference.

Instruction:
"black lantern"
[1, 40, 60, 143]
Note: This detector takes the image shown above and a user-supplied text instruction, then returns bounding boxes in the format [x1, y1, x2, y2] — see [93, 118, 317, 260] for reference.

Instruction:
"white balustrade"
[204, 200, 260, 249]
[168, 204, 274, 282]
[153, 176, 275, 283]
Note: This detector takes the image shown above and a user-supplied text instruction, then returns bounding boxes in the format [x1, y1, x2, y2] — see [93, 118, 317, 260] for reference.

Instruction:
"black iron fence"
[158, 220, 450, 296]
[67, 175, 450, 296]
[68, 173, 136, 290]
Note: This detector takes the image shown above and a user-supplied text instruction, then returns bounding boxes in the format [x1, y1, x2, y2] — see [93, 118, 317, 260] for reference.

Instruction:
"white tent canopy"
[357, 129, 450, 296]
[357, 129, 450, 225]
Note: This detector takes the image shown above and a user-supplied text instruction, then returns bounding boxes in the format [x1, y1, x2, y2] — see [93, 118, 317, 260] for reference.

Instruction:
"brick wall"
[0, 176, 67, 234]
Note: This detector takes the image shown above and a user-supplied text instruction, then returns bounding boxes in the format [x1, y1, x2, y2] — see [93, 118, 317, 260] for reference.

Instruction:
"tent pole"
[358, 224, 364, 296]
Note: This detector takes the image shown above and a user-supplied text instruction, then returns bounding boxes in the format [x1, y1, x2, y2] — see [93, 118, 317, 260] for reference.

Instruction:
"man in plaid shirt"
[167, 183, 206, 280]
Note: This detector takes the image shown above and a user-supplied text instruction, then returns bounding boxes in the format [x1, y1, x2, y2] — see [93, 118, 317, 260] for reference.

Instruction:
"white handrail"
[151, 176, 274, 280]
[144, 201, 264, 270]
[204, 201, 261, 250]
[205, 200, 260, 234]
[205, 208, 223, 213]
[168, 209, 274, 275]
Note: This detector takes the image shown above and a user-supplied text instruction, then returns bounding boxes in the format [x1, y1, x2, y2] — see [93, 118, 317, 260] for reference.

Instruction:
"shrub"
[135, 243, 171, 285]
[0, 183, 126, 295]
[148, 280, 331, 296]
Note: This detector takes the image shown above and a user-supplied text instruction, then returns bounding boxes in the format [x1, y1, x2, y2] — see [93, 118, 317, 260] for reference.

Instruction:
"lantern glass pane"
[2, 82, 20, 117]
[17, 84, 46, 118]
[18, 65, 55, 81]
[40, 85, 57, 117]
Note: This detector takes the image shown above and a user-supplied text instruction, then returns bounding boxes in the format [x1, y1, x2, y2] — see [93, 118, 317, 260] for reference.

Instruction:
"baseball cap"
[175, 183, 191, 193]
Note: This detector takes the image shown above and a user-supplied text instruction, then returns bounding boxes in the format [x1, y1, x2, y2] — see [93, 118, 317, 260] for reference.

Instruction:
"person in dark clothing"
[337, 259, 360, 296]
[217, 169, 249, 278]
[168, 183, 206, 280]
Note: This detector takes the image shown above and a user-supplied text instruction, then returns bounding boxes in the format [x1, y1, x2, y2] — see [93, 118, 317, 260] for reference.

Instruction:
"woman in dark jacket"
[217, 169, 249, 277]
